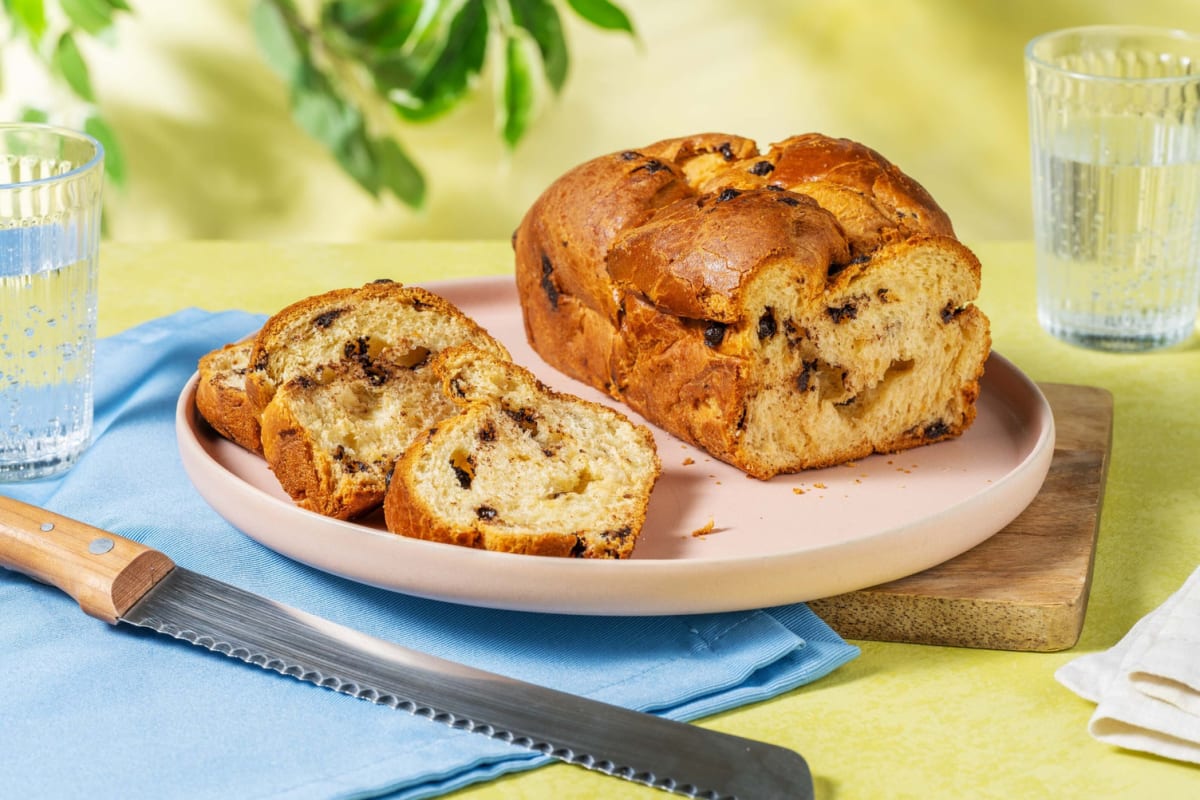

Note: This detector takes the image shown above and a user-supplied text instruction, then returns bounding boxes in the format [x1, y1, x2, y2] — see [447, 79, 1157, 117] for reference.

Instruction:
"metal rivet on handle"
[88, 537, 114, 555]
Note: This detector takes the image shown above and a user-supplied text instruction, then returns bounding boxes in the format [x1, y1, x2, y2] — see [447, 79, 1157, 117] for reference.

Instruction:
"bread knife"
[0, 495, 814, 799]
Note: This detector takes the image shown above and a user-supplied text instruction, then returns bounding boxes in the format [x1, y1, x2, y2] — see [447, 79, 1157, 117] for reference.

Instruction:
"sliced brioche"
[246, 279, 508, 413]
[196, 339, 262, 454]
[250, 280, 511, 519]
[384, 345, 661, 558]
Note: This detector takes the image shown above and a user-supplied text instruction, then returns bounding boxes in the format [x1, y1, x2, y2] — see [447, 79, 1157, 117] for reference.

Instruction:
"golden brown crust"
[195, 340, 263, 455]
[607, 188, 849, 322]
[513, 131, 991, 479]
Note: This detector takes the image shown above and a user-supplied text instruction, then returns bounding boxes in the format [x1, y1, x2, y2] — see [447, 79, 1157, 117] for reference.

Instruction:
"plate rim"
[175, 276, 1055, 614]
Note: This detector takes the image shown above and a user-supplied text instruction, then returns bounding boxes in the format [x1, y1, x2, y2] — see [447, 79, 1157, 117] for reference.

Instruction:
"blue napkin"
[0, 309, 859, 800]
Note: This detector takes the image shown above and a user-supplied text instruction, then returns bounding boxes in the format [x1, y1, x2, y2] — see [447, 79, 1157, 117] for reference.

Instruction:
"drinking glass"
[1025, 26, 1200, 351]
[0, 124, 104, 480]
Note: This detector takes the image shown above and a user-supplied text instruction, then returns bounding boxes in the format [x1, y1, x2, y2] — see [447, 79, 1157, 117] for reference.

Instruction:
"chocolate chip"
[363, 365, 388, 386]
[826, 303, 858, 324]
[453, 464, 472, 489]
[784, 320, 806, 346]
[796, 360, 817, 392]
[607, 526, 632, 541]
[941, 303, 965, 323]
[703, 321, 727, 348]
[620, 150, 641, 161]
[504, 406, 539, 437]
[716, 188, 741, 203]
[757, 308, 777, 340]
[476, 505, 498, 520]
[924, 421, 950, 439]
[312, 309, 345, 329]
[632, 159, 670, 175]
[750, 160, 775, 176]
[478, 422, 497, 443]
[719, 142, 735, 161]
[877, 288, 891, 303]
[540, 253, 560, 310]
[775, 195, 801, 207]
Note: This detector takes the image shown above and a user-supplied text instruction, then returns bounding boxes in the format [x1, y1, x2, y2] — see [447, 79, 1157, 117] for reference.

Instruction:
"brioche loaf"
[384, 345, 661, 558]
[196, 339, 262, 454]
[247, 280, 511, 518]
[513, 132, 991, 479]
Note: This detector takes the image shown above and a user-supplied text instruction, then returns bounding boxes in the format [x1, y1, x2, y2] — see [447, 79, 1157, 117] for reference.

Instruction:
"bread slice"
[513, 133, 991, 479]
[249, 280, 511, 519]
[195, 339, 262, 454]
[384, 345, 661, 558]
[245, 279, 508, 413]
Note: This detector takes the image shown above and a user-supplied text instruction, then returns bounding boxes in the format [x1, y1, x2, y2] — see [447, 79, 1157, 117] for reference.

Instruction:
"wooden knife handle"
[0, 494, 175, 624]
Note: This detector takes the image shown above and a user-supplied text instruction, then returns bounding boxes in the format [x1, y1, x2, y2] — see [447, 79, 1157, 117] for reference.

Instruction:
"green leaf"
[19, 107, 49, 123]
[564, 0, 634, 34]
[370, 136, 425, 207]
[499, 29, 538, 148]
[388, 0, 488, 122]
[395, 0, 471, 77]
[291, 70, 361, 151]
[510, 0, 568, 93]
[52, 33, 95, 102]
[7, 0, 48, 42]
[83, 114, 126, 187]
[104, 0, 132, 10]
[60, 0, 115, 36]
[322, 0, 423, 52]
[251, 0, 306, 83]
[332, 126, 381, 196]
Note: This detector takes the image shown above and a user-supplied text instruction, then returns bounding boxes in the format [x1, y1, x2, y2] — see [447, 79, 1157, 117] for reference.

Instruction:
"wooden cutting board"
[807, 382, 1113, 652]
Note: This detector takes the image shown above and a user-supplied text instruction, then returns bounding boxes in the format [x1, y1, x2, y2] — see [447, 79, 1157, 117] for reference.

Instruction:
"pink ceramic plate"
[176, 276, 1055, 615]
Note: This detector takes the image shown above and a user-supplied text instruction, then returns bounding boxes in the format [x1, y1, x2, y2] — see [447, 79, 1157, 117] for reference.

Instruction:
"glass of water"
[1026, 26, 1200, 351]
[0, 124, 104, 480]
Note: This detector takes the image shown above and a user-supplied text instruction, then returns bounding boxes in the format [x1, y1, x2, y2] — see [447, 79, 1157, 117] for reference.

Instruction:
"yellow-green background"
[80, 1, 1200, 245]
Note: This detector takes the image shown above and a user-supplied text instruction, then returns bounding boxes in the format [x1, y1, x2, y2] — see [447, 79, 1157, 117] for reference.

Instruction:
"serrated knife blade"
[0, 495, 813, 799]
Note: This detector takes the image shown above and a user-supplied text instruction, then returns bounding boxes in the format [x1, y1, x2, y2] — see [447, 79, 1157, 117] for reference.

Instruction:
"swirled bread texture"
[247, 280, 511, 519]
[513, 133, 991, 479]
[384, 345, 661, 558]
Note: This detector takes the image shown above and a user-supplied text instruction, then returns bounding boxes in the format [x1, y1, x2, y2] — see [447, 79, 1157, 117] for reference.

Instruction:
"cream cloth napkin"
[1056, 565, 1200, 764]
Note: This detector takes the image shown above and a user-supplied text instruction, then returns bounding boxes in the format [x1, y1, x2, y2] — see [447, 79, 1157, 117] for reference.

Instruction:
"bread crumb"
[691, 519, 715, 537]
[682, 457, 695, 466]
[813, 482, 827, 489]
[792, 487, 805, 495]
